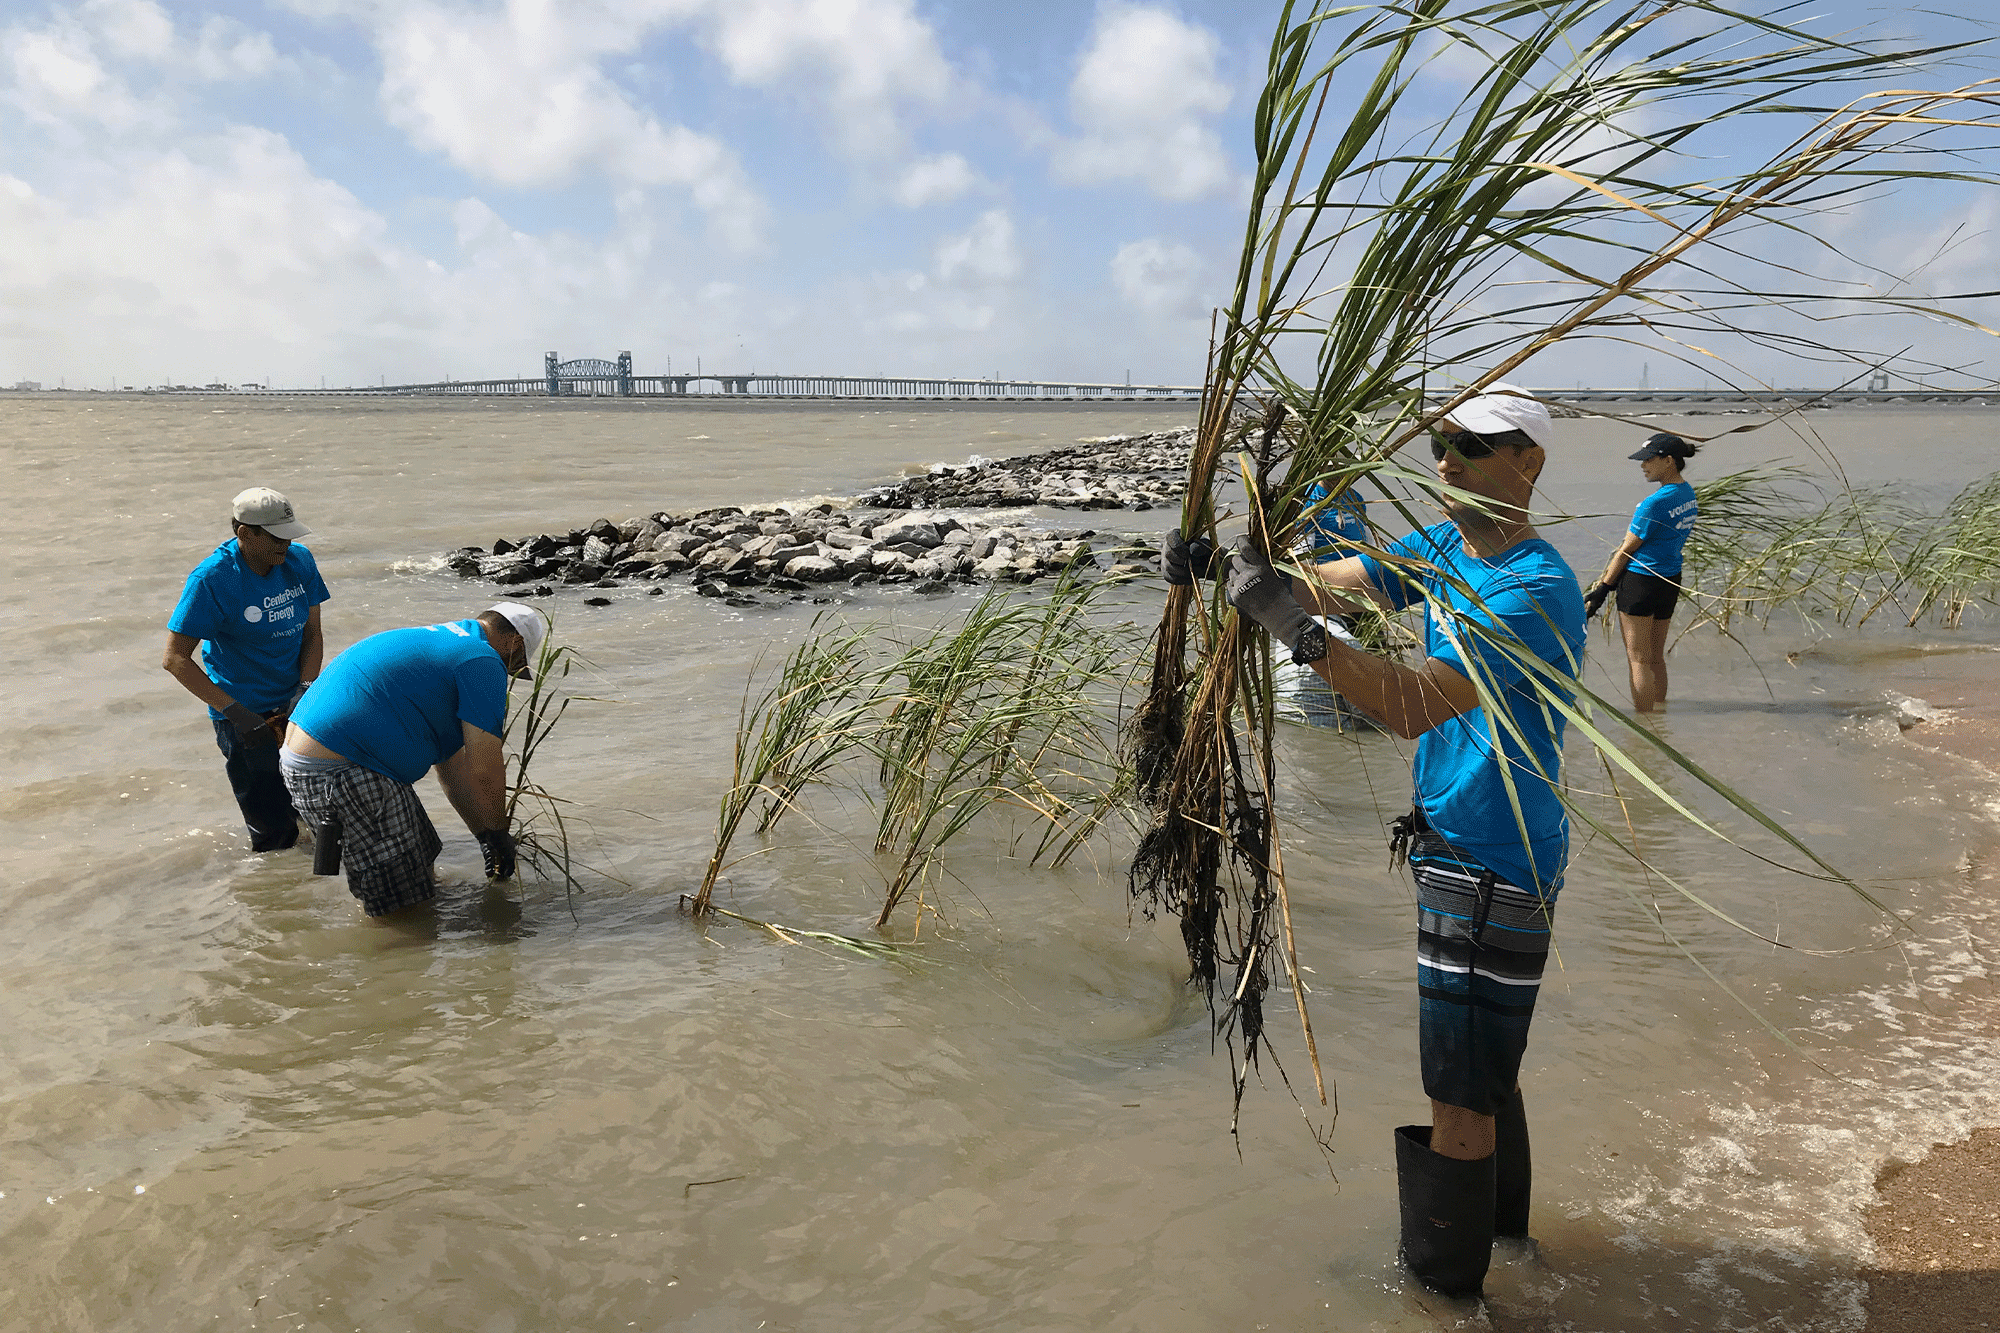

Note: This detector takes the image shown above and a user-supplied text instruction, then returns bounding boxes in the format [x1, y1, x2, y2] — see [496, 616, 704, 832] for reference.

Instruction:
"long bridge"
[342, 352, 1204, 402]
[109, 351, 1999, 404]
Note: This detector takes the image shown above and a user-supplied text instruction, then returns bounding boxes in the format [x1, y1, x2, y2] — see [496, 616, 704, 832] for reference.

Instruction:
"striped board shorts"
[281, 758, 443, 917]
[1409, 831, 1556, 1116]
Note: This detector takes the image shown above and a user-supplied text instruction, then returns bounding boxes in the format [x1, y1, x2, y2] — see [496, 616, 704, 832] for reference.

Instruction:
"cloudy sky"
[2, 0, 1995, 391]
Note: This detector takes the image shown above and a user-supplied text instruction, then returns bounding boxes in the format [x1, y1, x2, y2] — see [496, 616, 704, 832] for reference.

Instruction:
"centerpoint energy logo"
[243, 605, 264, 623]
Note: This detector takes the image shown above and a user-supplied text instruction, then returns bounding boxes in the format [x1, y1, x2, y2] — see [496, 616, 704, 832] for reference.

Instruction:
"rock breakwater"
[855, 429, 1190, 511]
[441, 430, 1191, 606]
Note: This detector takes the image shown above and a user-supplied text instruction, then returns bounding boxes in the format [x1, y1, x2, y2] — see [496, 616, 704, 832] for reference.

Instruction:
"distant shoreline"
[3, 387, 1996, 407]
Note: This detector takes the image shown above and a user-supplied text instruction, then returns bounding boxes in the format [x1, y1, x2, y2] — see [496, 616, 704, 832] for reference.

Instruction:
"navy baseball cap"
[1628, 432, 1692, 461]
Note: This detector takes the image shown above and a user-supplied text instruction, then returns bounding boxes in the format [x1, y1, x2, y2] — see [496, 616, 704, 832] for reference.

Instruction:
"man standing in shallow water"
[163, 487, 329, 852]
[1167, 384, 1585, 1297]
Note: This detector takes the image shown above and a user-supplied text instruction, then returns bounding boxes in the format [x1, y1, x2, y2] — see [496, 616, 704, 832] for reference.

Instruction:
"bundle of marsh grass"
[694, 566, 1145, 933]
[1135, 0, 2000, 1122]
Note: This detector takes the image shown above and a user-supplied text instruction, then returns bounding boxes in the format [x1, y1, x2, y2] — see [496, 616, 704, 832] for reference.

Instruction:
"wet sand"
[1865, 1129, 2000, 1331]
[1864, 649, 2000, 1331]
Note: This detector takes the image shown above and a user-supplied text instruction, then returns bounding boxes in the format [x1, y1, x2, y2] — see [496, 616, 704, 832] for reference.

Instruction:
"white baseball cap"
[487, 602, 547, 665]
[232, 487, 311, 539]
[1440, 382, 1555, 449]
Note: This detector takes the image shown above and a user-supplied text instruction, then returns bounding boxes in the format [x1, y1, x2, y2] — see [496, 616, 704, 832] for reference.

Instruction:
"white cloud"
[893, 152, 977, 208]
[2, 1, 293, 136]
[1110, 237, 1210, 318]
[84, 0, 174, 62]
[0, 129, 404, 373]
[0, 121, 737, 386]
[4, 24, 129, 126]
[192, 17, 283, 81]
[369, 2, 765, 247]
[934, 209, 1022, 287]
[697, 0, 951, 155]
[1051, 3, 1231, 201]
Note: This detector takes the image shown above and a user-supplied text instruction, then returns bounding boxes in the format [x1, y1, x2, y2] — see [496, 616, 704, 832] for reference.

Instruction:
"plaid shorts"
[1410, 832, 1556, 1116]
[281, 761, 442, 916]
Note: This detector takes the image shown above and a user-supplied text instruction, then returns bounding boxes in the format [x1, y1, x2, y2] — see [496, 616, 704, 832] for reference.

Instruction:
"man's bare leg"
[1431, 1099, 1496, 1159]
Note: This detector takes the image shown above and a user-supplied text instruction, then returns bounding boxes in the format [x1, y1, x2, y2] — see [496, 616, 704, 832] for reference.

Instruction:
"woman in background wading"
[1586, 432, 1700, 712]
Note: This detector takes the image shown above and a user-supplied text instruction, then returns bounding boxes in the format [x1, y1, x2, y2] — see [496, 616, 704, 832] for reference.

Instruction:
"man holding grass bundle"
[1166, 384, 1585, 1297]
[280, 603, 544, 918]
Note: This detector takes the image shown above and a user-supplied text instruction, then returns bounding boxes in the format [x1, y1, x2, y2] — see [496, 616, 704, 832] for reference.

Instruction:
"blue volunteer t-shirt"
[290, 620, 509, 785]
[1300, 481, 1367, 554]
[169, 541, 331, 716]
[1360, 522, 1587, 896]
[1627, 480, 1698, 577]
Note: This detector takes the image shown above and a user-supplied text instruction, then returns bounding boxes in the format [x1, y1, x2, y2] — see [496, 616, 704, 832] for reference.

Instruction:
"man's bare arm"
[297, 604, 324, 687]
[1293, 554, 1398, 618]
[435, 722, 508, 834]
[162, 632, 239, 713]
[1308, 644, 1482, 740]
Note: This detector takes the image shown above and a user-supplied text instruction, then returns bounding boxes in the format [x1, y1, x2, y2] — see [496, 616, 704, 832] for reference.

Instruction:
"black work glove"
[222, 701, 277, 751]
[1162, 527, 1219, 586]
[1583, 577, 1616, 618]
[478, 828, 517, 881]
[1224, 537, 1327, 664]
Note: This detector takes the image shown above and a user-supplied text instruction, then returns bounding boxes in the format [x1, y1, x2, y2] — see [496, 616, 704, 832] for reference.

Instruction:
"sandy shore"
[1863, 654, 2000, 1331]
[1864, 1128, 2000, 1330]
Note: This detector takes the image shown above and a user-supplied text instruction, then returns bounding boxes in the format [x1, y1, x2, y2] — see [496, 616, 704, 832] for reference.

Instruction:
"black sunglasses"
[1431, 429, 1533, 462]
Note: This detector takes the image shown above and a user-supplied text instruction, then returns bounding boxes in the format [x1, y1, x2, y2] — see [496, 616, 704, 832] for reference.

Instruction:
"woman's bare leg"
[1620, 612, 1675, 711]
[1646, 614, 1674, 706]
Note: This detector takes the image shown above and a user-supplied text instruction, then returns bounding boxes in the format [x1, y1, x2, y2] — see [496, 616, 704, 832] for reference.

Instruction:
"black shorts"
[1616, 570, 1682, 619]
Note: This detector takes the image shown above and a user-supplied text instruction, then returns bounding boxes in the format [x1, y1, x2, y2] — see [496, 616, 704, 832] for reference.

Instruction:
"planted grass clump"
[1134, 0, 2000, 1123]
[1681, 468, 2000, 631]
[502, 627, 614, 905]
[695, 568, 1146, 935]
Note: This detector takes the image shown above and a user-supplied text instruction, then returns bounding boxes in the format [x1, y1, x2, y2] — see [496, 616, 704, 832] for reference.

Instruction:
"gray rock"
[699, 547, 747, 574]
[869, 549, 911, 574]
[581, 535, 616, 565]
[784, 555, 843, 581]
[872, 516, 943, 548]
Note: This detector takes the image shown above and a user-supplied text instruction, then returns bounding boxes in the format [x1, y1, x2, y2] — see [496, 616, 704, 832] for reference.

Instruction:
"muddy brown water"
[4, 394, 1998, 1331]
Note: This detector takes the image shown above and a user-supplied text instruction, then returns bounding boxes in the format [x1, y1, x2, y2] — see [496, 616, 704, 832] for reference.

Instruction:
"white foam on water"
[1572, 851, 2000, 1331]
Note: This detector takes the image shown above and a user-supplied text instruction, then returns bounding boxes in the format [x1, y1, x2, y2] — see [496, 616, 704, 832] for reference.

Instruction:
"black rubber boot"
[1494, 1087, 1531, 1239]
[1395, 1124, 1495, 1297]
